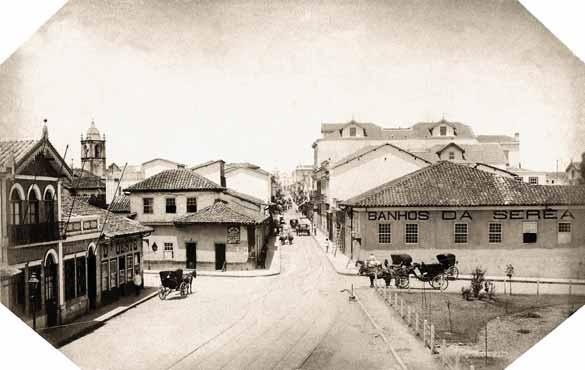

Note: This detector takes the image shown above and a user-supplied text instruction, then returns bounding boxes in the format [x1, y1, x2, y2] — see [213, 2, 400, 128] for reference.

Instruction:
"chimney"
[177, 164, 185, 169]
[514, 132, 520, 141]
[220, 160, 226, 187]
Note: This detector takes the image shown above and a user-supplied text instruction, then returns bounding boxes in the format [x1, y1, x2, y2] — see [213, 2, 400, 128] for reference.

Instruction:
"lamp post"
[28, 272, 40, 331]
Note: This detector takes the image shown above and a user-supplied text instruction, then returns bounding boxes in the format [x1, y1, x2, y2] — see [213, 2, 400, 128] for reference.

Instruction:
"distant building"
[80, 121, 106, 179]
[224, 162, 273, 204]
[191, 160, 226, 187]
[105, 158, 184, 205]
[566, 162, 582, 185]
[124, 169, 271, 271]
[313, 119, 519, 170]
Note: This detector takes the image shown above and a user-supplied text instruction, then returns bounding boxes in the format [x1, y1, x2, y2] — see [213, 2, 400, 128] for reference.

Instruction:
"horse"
[355, 260, 395, 287]
[182, 271, 196, 294]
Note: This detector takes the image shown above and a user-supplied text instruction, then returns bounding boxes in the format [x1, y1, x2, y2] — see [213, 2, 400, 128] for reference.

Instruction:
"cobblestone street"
[61, 211, 403, 370]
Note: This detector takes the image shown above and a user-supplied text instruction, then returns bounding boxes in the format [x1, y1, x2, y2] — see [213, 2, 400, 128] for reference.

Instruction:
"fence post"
[536, 279, 540, 297]
[407, 306, 412, 326]
[423, 319, 428, 346]
[430, 324, 436, 353]
[395, 292, 398, 307]
[400, 298, 404, 318]
[415, 312, 420, 335]
[455, 349, 460, 370]
[441, 339, 446, 365]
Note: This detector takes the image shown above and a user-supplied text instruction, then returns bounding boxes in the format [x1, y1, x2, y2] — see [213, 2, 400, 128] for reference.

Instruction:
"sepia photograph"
[1, 1, 585, 369]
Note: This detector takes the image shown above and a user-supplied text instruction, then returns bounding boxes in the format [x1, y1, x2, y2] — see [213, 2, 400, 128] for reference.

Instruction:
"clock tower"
[80, 121, 106, 178]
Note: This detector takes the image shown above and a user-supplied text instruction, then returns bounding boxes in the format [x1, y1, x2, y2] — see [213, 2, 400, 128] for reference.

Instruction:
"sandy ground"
[60, 209, 407, 370]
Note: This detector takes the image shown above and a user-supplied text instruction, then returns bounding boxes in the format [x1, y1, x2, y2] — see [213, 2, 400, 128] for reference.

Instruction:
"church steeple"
[80, 120, 106, 178]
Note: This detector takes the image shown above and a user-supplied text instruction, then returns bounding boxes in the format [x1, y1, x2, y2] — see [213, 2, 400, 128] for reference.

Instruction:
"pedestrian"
[133, 267, 142, 296]
[325, 238, 330, 253]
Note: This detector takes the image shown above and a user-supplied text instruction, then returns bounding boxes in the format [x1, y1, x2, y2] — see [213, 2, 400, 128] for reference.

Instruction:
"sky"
[0, 0, 584, 173]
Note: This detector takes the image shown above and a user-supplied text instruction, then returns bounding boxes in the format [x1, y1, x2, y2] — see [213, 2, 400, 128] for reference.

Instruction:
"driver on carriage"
[366, 253, 381, 268]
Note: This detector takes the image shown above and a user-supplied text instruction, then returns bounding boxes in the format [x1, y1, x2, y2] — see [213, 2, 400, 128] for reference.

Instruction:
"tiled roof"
[110, 195, 130, 213]
[477, 135, 517, 143]
[342, 161, 585, 208]
[191, 159, 223, 170]
[61, 191, 152, 238]
[331, 143, 432, 170]
[174, 200, 266, 225]
[0, 139, 39, 167]
[225, 188, 268, 206]
[125, 169, 223, 192]
[142, 158, 183, 166]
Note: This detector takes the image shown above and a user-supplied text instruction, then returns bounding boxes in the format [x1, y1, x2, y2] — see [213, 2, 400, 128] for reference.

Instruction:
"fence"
[375, 286, 476, 370]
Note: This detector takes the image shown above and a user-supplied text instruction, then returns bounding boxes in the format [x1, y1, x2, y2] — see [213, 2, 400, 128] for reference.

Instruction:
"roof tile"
[125, 169, 223, 192]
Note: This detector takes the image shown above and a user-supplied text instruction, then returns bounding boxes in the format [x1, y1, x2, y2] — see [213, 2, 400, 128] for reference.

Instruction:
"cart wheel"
[449, 266, 459, 279]
[431, 275, 449, 290]
[158, 287, 166, 300]
[397, 275, 410, 289]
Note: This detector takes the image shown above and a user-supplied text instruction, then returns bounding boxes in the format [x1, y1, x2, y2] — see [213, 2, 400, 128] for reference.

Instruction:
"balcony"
[8, 222, 60, 246]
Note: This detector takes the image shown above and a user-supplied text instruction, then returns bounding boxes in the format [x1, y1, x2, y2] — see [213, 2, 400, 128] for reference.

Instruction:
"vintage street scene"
[1, 1, 585, 369]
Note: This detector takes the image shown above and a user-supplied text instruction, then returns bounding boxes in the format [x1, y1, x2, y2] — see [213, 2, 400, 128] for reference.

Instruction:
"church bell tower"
[80, 120, 106, 178]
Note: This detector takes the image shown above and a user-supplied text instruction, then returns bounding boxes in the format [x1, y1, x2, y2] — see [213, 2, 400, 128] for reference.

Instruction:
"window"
[164, 242, 174, 259]
[488, 223, 502, 243]
[349, 127, 357, 137]
[76, 256, 86, 297]
[143, 198, 153, 214]
[118, 256, 126, 285]
[166, 198, 176, 214]
[522, 222, 537, 243]
[83, 220, 98, 230]
[515, 176, 522, 182]
[110, 259, 117, 288]
[10, 190, 22, 225]
[187, 197, 198, 213]
[28, 191, 39, 224]
[558, 222, 572, 244]
[405, 224, 418, 244]
[64, 259, 76, 301]
[454, 223, 468, 243]
[439, 126, 447, 136]
[378, 224, 391, 244]
[127, 255, 134, 283]
[67, 222, 82, 232]
[101, 261, 109, 292]
[528, 177, 539, 185]
[448, 151, 455, 160]
[44, 191, 55, 223]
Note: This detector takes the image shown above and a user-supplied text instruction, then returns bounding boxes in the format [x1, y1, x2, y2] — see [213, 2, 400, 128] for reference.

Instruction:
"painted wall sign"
[367, 209, 576, 222]
[227, 225, 241, 244]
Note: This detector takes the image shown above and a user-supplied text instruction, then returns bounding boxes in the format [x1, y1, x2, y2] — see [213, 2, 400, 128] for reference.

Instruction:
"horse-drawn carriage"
[158, 269, 196, 300]
[357, 253, 458, 291]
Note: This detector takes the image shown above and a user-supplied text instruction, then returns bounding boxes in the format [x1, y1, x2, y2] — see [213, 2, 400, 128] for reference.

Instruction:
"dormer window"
[349, 127, 357, 137]
[448, 151, 455, 160]
[440, 126, 447, 136]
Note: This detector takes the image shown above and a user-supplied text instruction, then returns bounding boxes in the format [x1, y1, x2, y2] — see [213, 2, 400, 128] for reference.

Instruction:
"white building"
[224, 163, 273, 204]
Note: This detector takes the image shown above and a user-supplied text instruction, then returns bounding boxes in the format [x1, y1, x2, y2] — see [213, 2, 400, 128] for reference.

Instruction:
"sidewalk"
[311, 226, 358, 275]
[144, 237, 280, 286]
[38, 287, 158, 348]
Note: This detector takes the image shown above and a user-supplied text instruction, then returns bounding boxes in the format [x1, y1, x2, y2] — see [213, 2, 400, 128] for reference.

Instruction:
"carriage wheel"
[397, 275, 410, 289]
[449, 266, 459, 279]
[180, 282, 187, 296]
[158, 287, 166, 300]
[430, 274, 449, 290]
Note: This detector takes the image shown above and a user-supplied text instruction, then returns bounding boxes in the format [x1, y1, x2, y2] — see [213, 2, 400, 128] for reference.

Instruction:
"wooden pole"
[441, 339, 446, 364]
[430, 324, 436, 353]
[415, 311, 420, 335]
[423, 319, 428, 346]
[400, 298, 404, 318]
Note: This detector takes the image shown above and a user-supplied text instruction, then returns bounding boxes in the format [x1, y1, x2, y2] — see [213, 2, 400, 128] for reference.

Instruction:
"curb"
[354, 291, 408, 370]
[99, 290, 160, 323]
[310, 233, 358, 276]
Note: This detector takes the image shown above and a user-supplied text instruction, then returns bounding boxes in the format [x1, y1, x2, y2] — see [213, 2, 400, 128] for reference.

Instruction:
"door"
[88, 249, 97, 309]
[215, 243, 226, 270]
[44, 255, 58, 327]
[186, 242, 197, 269]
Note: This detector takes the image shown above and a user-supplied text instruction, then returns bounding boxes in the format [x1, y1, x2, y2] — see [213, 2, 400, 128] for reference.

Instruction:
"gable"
[15, 140, 72, 179]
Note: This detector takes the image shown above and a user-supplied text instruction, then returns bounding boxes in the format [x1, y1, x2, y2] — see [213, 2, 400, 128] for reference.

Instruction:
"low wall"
[360, 247, 585, 279]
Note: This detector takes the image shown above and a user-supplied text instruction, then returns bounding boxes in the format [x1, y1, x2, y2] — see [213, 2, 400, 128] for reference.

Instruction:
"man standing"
[366, 253, 380, 288]
[133, 268, 142, 296]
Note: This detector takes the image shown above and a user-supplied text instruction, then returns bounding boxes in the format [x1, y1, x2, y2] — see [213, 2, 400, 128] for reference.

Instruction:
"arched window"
[28, 190, 40, 224]
[10, 189, 22, 225]
[44, 190, 55, 224]
[95, 145, 100, 158]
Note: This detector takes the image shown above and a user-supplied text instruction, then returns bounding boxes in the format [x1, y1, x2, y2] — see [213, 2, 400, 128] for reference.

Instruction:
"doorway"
[215, 243, 226, 270]
[186, 242, 197, 269]
[88, 248, 97, 309]
[44, 254, 58, 327]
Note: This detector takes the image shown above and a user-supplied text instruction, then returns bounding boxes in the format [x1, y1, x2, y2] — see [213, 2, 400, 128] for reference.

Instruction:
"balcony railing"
[8, 222, 60, 246]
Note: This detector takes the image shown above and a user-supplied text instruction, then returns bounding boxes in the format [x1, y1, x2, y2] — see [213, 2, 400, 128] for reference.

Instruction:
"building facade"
[224, 162, 273, 204]
[125, 169, 271, 271]
[341, 161, 585, 279]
